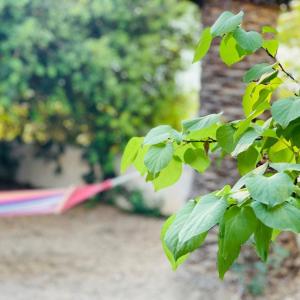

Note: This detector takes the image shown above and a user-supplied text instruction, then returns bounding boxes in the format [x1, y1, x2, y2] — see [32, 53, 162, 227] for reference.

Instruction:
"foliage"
[122, 10, 300, 278]
[0, 0, 198, 179]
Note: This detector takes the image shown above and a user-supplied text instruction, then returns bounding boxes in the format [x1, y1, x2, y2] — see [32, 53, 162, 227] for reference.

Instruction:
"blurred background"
[0, 0, 300, 299]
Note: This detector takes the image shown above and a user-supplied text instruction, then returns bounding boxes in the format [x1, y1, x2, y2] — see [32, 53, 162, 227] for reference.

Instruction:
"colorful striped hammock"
[0, 173, 137, 217]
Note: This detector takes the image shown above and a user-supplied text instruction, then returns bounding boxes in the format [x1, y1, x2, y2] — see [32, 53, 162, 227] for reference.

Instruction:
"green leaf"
[219, 33, 246, 66]
[237, 146, 260, 176]
[133, 145, 149, 176]
[232, 163, 268, 192]
[283, 120, 300, 148]
[161, 215, 188, 270]
[262, 26, 277, 34]
[211, 11, 244, 37]
[262, 39, 279, 57]
[183, 148, 210, 173]
[218, 206, 257, 279]
[153, 157, 182, 191]
[216, 124, 236, 153]
[252, 201, 300, 233]
[233, 27, 263, 52]
[144, 125, 181, 145]
[164, 201, 207, 263]
[271, 97, 300, 128]
[243, 63, 274, 83]
[254, 220, 272, 261]
[175, 231, 207, 262]
[258, 69, 278, 85]
[246, 173, 294, 207]
[232, 128, 260, 157]
[193, 27, 213, 62]
[121, 137, 143, 173]
[182, 113, 222, 133]
[242, 83, 273, 118]
[178, 194, 227, 246]
[270, 163, 300, 172]
[144, 143, 173, 174]
[268, 139, 295, 163]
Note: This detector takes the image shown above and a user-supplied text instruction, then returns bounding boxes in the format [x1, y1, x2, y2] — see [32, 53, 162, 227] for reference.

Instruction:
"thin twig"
[265, 49, 300, 84]
[183, 138, 217, 143]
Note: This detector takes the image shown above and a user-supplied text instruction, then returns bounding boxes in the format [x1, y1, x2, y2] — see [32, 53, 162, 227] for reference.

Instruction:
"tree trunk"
[191, 0, 280, 197]
[190, 0, 299, 285]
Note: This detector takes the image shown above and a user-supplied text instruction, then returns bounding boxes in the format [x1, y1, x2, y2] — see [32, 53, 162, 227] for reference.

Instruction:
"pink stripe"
[60, 180, 113, 212]
[0, 189, 64, 203]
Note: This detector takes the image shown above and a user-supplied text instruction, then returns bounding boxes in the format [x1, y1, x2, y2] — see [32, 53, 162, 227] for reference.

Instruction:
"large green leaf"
[193, 27, 212, 62]
[243, 63, 274, 83]
[245, 173, 294, 207]
[232, 128, 260, 157]
[252, 201, 300, 233]
[178, 194, 227, 246]
[270, 163, 300, 172]
[161, 215, 189, 270]
[153, 157, 182, 191]
[144, 125, 181, 145]
[271, 97, 300, 128]
[217, 206, 257, 279]
[211, 11, 244, 37]
[182, 113, 221, 133]
[164, 201, 207, 263]
[144, 143, 173, 174]
[121, 137, 143, 173]
[233, 27, 262, 52]
[183, 148, 210, 173]
[254, 220, 272, 262]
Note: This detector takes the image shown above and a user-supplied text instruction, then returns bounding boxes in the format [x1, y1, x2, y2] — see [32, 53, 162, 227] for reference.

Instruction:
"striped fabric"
[0, 173, 137, 217]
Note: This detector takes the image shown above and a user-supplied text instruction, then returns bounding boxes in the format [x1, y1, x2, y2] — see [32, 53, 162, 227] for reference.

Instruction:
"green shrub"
[0, 0, 198, 179]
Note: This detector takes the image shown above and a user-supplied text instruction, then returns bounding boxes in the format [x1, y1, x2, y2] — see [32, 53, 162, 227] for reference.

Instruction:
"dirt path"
[0, 204, 241, 300]
[0, 204, 298, 300]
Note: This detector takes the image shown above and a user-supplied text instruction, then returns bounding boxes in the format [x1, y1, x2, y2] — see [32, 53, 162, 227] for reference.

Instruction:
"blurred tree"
[0, 0, 198, 180]
[279, 0, 300, 76]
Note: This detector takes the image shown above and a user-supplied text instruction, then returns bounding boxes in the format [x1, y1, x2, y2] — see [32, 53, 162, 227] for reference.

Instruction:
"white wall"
[13, 144, 193, 215]
[13, 145, 88, 188]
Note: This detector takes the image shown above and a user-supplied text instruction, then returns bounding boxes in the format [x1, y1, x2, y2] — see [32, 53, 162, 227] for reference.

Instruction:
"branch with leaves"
[121, 10, 300, 279]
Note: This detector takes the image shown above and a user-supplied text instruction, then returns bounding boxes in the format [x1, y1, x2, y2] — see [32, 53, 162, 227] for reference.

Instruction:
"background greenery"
[279, 0, 300, 79]
[0, 0, 198, 181]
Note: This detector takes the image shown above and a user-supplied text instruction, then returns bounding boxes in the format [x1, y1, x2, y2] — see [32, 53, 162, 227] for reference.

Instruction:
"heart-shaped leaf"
[252, 201, 300, 233]
[233, 27, 263, 52]
[245, 173, 294, 207]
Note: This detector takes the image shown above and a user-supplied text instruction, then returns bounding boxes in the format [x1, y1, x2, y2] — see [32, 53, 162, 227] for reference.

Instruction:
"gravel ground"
[0, 204, 298, 300]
